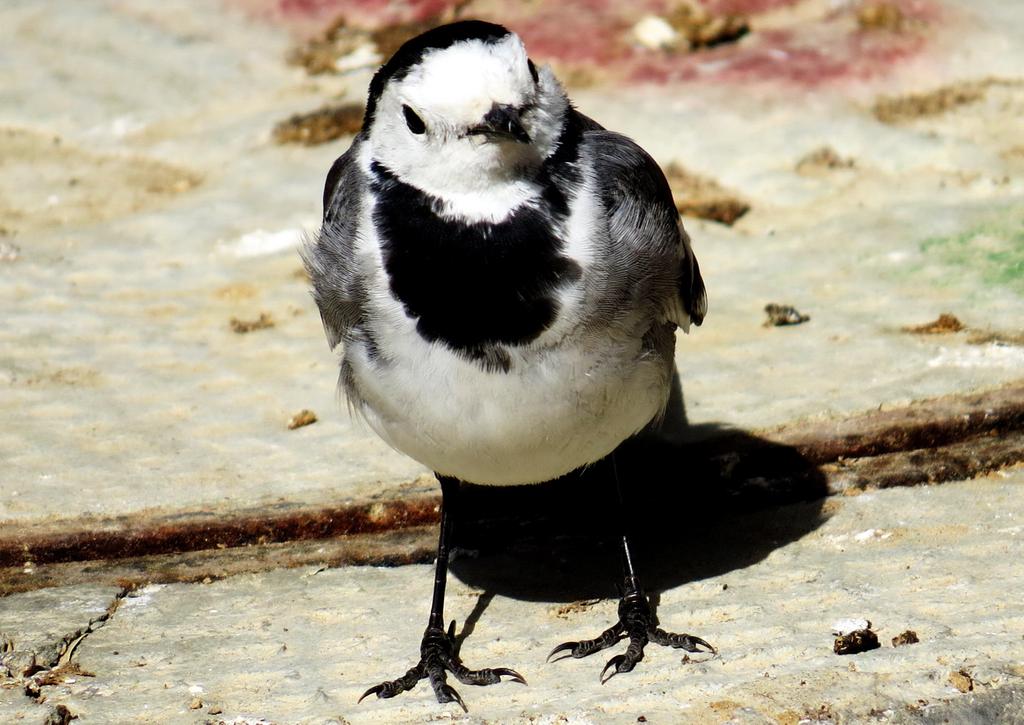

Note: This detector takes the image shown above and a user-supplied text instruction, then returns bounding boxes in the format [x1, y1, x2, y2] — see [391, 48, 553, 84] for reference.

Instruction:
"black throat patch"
[371, 162, 582, 369]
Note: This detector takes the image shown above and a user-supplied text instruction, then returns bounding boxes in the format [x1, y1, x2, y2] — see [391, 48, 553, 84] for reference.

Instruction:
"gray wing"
[302, 140, 367, 351]
[585, 129, 707, 330]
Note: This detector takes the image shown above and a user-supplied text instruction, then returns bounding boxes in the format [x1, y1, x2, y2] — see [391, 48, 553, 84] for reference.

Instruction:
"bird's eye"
[402, 105, 426, 135]
[527, 59, 539, 84]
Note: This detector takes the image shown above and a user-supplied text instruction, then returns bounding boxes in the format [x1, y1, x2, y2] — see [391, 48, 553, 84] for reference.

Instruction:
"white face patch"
[366, 31, 569, 222]
[402, 35, 535, 129]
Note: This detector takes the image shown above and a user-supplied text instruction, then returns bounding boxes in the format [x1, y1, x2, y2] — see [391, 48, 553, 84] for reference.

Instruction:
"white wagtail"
[304, 20, 710, 710]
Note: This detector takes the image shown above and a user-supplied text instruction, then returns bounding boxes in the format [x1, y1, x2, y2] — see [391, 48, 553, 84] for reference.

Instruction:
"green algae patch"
[918, 211, 1024, 294]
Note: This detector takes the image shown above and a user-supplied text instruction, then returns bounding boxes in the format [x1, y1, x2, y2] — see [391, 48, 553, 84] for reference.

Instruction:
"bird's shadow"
[449, 369, 830, 603]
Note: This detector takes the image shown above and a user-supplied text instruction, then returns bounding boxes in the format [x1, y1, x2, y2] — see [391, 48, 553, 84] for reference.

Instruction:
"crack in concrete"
[2, 584, 135, 717]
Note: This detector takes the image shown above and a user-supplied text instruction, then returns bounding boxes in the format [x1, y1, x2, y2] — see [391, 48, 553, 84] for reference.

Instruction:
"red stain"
[232, 0, 942, 88]
[700, 0, 797, 14]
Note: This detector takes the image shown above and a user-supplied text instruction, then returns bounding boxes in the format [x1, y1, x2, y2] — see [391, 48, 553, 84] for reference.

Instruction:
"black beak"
[469, 104, 531, 144]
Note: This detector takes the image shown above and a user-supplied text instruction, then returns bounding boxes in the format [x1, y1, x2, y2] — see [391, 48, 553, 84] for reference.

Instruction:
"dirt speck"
[891, 629, 920, 647]
[552, 598, 603, 618]
[43, 704, 76, 725]
[949, 668, 974, 692]
[664, 163, 750, 225]
[903, 313, 965, 334]
[667, 2, 750, 49]
[287, 16, 365, 75]
[796, 146, 856, 174]
[805, 705, 838, 722]
[214, 282, 260, 302]
[288, 409, 318, 430]
[857, 2, 905, 31]
[288, 8, 468, 76]
[23, 367, 102, 387]
[873, 78, 1022, 123]
[708, 700, 742, 717]
[834, 628, 880, 654]
[764, 303, 810, 327]
[967, 329, 1024, 346]
[273, 104, 364, 146]
[229, 313, 275, 334]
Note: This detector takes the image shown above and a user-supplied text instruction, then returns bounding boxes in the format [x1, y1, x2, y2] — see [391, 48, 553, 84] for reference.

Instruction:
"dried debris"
[764, 303, 810, 327]
[872, 78, 1023, 124]
[834, 628, 880, 655]
[796, 146, 856, 174]
[664, 163, 750, 225]
[288, 7, 469, 76]
[666, 1, 750, 49]
[32, 661, 95, 687]
[857, 2, 905, 31]
[903, 313, 1024, 345]
[273, 104, 364, 146]
[288, 409, 318, 430]
[43, 705, 77, 725]
[949, 668, 974, 692]
[891, 630, 919, 647]
[874, 82, 986, 123]
[903, 313, 965, 334]
[967, 329, 1024, 346]
[287, 17, 370, 75]
[553, 598, 603, 618]
[229, 313, 274, 334]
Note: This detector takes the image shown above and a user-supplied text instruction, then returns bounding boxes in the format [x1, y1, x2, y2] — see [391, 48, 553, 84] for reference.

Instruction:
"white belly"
[345, 331, 672, 485]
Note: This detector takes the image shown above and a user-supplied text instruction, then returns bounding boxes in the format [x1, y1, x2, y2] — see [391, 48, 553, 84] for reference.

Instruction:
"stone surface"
[0, 472, 1019, 722]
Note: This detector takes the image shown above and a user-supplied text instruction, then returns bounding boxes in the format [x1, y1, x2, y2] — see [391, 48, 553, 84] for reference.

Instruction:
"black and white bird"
[304, 20, 710, 710]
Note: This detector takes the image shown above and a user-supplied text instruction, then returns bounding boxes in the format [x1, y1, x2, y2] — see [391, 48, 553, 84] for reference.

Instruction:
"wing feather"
[302, 141, 367, 351]
[586, 129, 706, 330]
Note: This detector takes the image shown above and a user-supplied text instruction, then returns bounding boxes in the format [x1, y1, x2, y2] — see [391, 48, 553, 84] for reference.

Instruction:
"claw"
[546, 641, 578, 662]
[439, 683, 468, 713]
[493, 667, 528, 685]
[357, 684, 385, 703]
[692, 636, 716, 654]
[600, 655, 626, 684]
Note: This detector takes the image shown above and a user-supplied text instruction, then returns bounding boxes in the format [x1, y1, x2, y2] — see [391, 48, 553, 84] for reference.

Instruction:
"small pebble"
[892, 630, 920, 647]
[764, 303, 810, 327]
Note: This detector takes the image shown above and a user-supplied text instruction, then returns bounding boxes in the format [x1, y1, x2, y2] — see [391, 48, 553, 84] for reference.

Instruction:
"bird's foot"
[358, 620, 526, 711]
[547, 586, 715, 683]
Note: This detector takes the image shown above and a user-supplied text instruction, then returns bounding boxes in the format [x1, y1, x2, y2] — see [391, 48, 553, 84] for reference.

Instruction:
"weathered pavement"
[3, 472, 1024, 722]
[2, 0, 1024, 722]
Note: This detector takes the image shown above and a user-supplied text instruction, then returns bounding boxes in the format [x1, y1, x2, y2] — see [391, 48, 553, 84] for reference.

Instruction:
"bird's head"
[362, 21, 569, 214]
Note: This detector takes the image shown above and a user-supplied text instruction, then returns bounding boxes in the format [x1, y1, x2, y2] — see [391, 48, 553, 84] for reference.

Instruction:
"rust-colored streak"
[0, 527, 437, 597]
[0, 497, 440, 568]
[823, 431, 1024, 492]
[2, 383, 1022, 572]
[736, 383, 1024, 466]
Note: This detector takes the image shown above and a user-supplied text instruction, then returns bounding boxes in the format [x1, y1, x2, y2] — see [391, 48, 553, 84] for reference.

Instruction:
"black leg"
[547, 454, 716, 682]
[358, 476, 526, 711]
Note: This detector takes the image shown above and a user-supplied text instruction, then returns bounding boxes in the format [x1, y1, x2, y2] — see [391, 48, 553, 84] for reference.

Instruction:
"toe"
[438, 683, 468, 712]
[357, 684, 385, 703]
[600, 655, 628, 684]
[493, 667, 528, 685]
[547, 641, 579, 662]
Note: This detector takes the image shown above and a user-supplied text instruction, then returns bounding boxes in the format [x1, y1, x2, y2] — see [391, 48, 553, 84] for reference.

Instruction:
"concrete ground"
[2, 0, 1024, 722]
